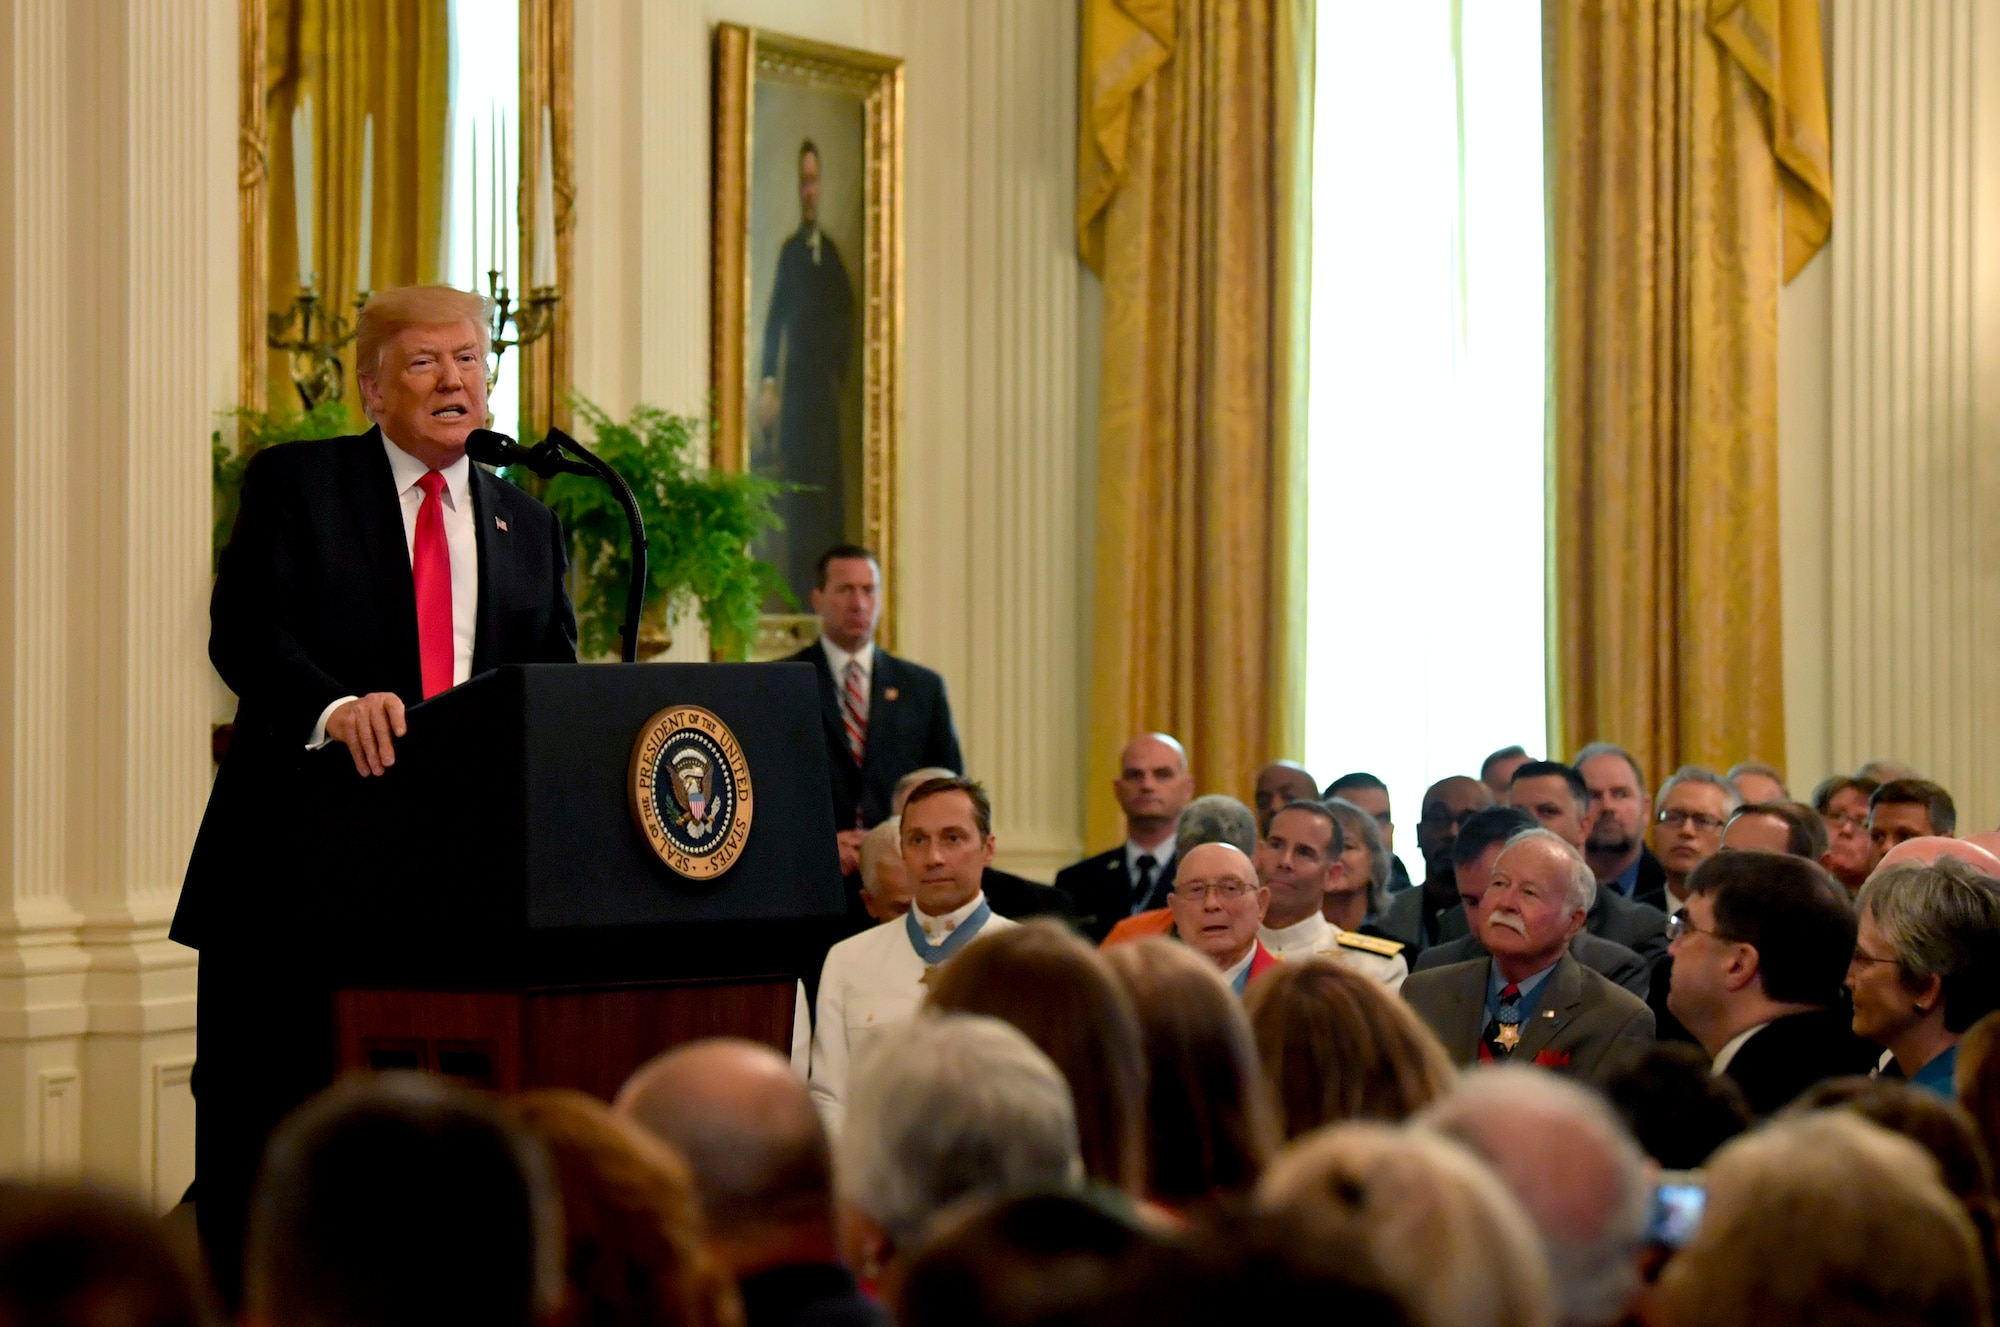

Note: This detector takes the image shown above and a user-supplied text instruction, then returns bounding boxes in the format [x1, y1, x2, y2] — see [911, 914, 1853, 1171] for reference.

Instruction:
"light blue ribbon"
[905, 898, 994, 967]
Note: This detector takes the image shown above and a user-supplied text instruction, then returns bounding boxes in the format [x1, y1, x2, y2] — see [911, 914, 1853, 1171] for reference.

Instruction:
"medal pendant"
[1495, 1022, 1522, 1052]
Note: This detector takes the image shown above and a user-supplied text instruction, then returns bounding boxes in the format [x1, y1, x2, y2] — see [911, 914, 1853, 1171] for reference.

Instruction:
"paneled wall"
[1779, 0, 2000, 828]
[0, 0, 233, 1200]
[573, 0, 1092, 876]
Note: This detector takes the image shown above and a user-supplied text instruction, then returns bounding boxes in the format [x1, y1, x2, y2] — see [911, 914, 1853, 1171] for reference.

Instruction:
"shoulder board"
[1337, 931, 1405, 958]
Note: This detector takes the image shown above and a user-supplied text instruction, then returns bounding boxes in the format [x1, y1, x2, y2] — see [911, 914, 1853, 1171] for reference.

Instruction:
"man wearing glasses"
[1375, 775, 1495, 956]
[1652, 766, 1739, 918]
[1159, 842, 1278, 995]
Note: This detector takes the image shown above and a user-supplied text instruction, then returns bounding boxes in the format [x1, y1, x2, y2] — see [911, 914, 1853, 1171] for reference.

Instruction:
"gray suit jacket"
[1402, 952, 1655, 1086]
[1589, 887, 1669, 964]
[1413, 929, 1650, 998]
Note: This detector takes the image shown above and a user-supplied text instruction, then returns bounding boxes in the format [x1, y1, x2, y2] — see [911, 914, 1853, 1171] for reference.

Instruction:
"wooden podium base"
[334, 978, 798, 1100]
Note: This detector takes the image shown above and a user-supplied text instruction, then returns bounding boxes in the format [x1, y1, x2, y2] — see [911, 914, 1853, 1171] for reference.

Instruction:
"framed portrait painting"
[712, 24, 903, 658]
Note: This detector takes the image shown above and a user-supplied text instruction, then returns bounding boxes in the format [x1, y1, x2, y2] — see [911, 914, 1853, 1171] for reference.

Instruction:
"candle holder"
[485, 268, 561, 391]
[267, 282, 366, 410]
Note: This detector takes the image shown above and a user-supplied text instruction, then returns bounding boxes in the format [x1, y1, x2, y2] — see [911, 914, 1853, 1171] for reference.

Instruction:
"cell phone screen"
[1648, 1180, 1706, 1249]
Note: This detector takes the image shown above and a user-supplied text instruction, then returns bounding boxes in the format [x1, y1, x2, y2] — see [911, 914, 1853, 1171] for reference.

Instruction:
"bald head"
[613, 1038, 831, 1238]
[1254, 761, 1319, 827]
[1114, 732, 1194, 840]
[1874, 836, 2000, 879]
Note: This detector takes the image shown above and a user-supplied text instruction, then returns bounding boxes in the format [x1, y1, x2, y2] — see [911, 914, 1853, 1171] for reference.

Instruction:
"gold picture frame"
[711, 24, 903, 658]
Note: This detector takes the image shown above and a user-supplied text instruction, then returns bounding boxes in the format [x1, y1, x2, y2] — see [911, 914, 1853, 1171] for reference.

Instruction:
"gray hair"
[1324, 796, 1392, 916]
[1856, 858, 2000, 1032]
[1657, 764, 1743, 815]
[1420, 1065, 1650, 1327]
[892, 767, 959, 815]
[1499, 827, 1598, 913]
[859, 816, 901, 898]
[835, 1013, 1081, 1248]
[1573, 741, 1647, 795]
[1725, 760, 1788, 795]
[1176, 794, 1258, 858]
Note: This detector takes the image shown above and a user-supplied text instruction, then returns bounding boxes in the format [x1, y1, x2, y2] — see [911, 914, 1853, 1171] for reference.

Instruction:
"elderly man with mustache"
[1402, 828, 1655, 1086]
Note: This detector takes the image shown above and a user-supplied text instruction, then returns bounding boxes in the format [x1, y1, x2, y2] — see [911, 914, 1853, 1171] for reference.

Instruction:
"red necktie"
[413, 472, 454, 698]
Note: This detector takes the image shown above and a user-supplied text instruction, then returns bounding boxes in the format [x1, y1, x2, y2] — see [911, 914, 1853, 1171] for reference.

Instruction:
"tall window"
[445, 0, 520, 439]
[1302, 3, 1547, 881]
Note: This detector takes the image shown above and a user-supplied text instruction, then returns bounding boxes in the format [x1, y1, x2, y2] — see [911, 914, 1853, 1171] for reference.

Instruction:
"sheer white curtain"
[445, 0, 520, 439]
[1302, 2, 1546, 882]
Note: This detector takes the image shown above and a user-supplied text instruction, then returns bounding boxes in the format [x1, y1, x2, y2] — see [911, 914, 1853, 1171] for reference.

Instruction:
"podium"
[306, 662, 845, 1100]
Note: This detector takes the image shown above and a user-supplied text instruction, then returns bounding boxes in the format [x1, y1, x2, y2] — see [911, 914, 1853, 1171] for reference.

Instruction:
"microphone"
[464, 425, 650, 664]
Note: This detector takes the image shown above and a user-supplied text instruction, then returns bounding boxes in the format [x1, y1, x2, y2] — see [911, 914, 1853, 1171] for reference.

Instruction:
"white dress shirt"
[1708, 1021, 1771, 1077]
[1258, 910, 1409, 991]
[309, 437, 481, 747]
[821, 636, 875, 702]
[807, 893, 1016, 1140]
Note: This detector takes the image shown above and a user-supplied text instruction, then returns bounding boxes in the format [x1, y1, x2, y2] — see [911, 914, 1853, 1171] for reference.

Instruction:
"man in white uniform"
[809, 775, 1017, 1137]
[1254, 800, 1408, 989]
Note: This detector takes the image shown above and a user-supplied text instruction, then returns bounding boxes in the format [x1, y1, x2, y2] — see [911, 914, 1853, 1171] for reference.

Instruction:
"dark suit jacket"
[1376, 886, 1452, 956]
[983, 867, 1076, 924]
[176, 430, 577, 952]
[1402, 952, 1656, 1086]
[1722, 1007, 1882, 1116]
[1589, 885, 1669, 964]
[1631, 845, 1669, 912]
[1053, 846, 1177, 943]
[1413, 928, 1651, 998]
[784, 643, 962, 833]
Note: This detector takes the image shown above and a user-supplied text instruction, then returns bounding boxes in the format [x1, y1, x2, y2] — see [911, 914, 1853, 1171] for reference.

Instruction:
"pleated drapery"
[266, 0, 451, 408]
[1547, 0, 1828, 781]
[1076, 0, 1312, 848]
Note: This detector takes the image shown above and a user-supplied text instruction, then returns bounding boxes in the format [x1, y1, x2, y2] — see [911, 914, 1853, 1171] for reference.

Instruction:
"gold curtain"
[1077, 0, 1313, 848]
[1548, 0, 1827, 783]
[267, 0, 451, 410]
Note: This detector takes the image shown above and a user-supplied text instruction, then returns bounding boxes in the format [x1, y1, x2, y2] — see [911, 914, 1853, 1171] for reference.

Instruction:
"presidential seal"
[628, 705, 754, 880]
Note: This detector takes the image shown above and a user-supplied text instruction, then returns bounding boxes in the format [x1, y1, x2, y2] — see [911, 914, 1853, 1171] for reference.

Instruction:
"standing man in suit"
[1574, 742, 1668, 910]
[1664, 851, 1878, 1114]
[177, 285, 578, 1302]
[1054, 733, 1194, 942]
[783, 545, 962, 882]
[1402, 829, 1655, 1085]
[1507, 761, 1669, 964]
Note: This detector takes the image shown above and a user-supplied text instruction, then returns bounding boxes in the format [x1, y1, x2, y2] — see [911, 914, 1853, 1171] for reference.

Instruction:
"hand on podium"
[327, 692, 409, 777]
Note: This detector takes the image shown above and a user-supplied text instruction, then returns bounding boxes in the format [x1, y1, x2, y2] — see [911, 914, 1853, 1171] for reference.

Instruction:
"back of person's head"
[1419, 1067, 1648, 1327]
[508, 1089, 740, 1327]
[613, 1038, 832, 1242]
[0, 1184, 209, 1327]
[1958, 1012, 2000, 1182]
[1323, 771, 1388, 800]
[837, 1013, 1081, 1252]
[924, 922, 1147, 1192]
[1257, 1121, 1553, 1327]
[1244, 958, 1453, 1137]
[1175, 795, 1258, 857]
[1857, 857, 2000, 1032]
[1684, 850, 1857, 1005]
[1871, 777, 1959, 835]
[1653, 1112, 1989, 1327]
[247, 1073, 562, 1327]
[1601, 1043, 1753, 1170]
[1101, 939, 1276, 1206]
[895, 1191, 1165, 1327]
[1451, 806, 1540, 872]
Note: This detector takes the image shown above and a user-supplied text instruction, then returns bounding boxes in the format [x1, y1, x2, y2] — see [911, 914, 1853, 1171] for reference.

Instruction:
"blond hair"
[355, 284, 491, 378]
[1257, 1121, 1554, 1327]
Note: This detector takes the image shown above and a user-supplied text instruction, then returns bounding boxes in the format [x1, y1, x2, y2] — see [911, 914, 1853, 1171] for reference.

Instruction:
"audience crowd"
[17, 666, 2000, 1326]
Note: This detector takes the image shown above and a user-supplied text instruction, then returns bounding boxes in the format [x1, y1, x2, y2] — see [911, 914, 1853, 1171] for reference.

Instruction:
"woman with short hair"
[1849, 858, 2000, 1093]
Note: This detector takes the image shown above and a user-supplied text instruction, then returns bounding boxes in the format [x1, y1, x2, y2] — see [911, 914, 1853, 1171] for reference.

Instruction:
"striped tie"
[841, 659, 868, 767]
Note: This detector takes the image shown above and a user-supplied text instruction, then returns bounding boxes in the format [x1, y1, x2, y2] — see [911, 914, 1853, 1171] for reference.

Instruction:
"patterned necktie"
[1490, 982, 1524, 1055]
[840, 659, 868, 766]
[1131, 855, 1156, 915]
[412, 472, 453, 698]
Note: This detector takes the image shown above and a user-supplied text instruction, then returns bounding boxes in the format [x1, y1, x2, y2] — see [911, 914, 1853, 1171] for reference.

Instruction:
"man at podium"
[176, 285, 578, 1302]
[782, 545, 963, 884]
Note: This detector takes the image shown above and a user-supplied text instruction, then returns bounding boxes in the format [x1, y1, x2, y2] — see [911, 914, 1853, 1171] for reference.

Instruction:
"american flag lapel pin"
[495, 515, 509, 532]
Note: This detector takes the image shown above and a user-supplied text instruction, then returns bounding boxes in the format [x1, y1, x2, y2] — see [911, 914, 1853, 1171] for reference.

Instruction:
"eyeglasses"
[1174, 880, 1255, 904]
[1824, 811, 1869, 833]
[1656, 810, 1727, 832]
[1849, 947, 1901, 969]
[1666, 909, 1727, 943]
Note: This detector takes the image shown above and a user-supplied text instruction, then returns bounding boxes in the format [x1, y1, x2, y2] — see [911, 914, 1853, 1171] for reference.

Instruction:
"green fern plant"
[505, 397, 794, 661]
[212, 399, 362, 570]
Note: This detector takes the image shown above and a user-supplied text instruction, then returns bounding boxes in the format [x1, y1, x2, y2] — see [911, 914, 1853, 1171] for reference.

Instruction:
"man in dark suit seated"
[1663, 850, 1878, 1116]
[1574, 742, 1670, 910]
[1413, 807, 1651, 998]
[178, 285, 578, 1302]
[1507, 760, 1669, 964]
[1052, 733, 1194, 942]
[1403, 828, 1655, 1086]
[781, 545, 963, 886]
